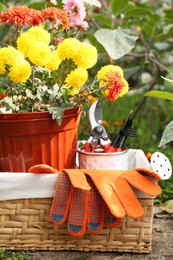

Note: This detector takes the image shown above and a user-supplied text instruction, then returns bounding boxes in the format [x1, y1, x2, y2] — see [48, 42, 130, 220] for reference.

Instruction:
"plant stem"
[31, 67, 36, 112]
[132, 67, 161, 119]
[74, 84, 107, 106]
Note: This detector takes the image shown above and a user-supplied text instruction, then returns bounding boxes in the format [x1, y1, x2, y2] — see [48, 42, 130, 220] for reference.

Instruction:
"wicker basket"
[0, 197, 154, 253]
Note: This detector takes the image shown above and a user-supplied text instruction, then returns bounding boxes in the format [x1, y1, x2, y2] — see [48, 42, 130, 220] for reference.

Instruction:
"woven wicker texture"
[0, 198, 153, 253]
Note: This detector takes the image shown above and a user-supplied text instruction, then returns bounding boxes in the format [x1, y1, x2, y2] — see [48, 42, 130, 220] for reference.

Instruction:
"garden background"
[0, 0, 173, 204]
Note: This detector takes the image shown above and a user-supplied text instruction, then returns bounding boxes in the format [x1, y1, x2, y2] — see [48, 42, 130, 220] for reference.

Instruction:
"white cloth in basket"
[0, 149, 150, 200]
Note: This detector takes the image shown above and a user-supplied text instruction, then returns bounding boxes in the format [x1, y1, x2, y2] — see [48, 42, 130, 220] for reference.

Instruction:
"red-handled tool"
[82, 100, 111, 152]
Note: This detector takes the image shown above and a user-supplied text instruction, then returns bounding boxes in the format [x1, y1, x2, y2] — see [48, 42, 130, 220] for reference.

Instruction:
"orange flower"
[113, 119, 124, 126]
[80, 90, 97, 103]
[41, 7, 70, 30]
[87, 95, 97, 103]
[102, 120, 109, 127]
[0, 91, 6, 99]
[0, 6, 43, 27]
[106, 71, 129, 102]
[145, 152, 152, 162]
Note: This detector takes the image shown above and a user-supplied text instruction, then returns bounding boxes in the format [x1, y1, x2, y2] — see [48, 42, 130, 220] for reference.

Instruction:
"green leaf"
[28, 0, 47, 10]
[83, 0, 101, 8]
[110, 0, 129, 17]
[159, 120, 173, 147]
[93, 14, 112, 28]
[48, 106, 64, 125]
[123, 66, 140, 79]
[0, 2, 7, 11]
[145, 90, 173, 101]
[125, 7, 152, 17]
[0, 24, 10, 43]
[94, 28, 138, 60]
[161, 76, 173, 84]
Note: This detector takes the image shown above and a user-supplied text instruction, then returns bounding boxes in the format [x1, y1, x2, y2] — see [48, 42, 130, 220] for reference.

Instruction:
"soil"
[26, 215, 173, 260]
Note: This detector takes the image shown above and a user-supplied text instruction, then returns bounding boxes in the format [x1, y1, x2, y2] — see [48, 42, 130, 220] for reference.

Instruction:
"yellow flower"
[65, 67, 88, 95]
[26, 26, 51, 45]
[0, 62, 6, 74]
[8, 59, 31, 83]
[97, 65, 124, 85]
[87, 95, 97, 103]
[17, 32, 36, 56]
[44, 50, 62, 71]
[57, 38, 80, 61]
[73, 42, 98, 69]
[0, 47, 25, 75]
[118, 79, 129, 97]
[27, 42, 51, 66]
[0, 46, 24, 66]
[17, 26, 51, 57]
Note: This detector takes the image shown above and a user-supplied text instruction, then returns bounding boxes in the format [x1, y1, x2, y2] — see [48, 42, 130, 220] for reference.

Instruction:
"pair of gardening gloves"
[29, 165, 162, 237]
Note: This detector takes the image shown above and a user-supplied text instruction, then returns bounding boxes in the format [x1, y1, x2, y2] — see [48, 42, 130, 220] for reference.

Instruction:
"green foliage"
[145, 90, 173, 101]
[48, 106, 64, 125]
[94, 29, 138, 60]
[0, 250, 27, 260]
[145, 76, 173, 147]
[158, 120, 173, 147]
[110, 0, 129, 17]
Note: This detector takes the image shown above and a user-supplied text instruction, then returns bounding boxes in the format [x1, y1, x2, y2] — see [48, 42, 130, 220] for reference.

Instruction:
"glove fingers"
[68, 187, 89, 237]
[105, 205, 121, 227]
[121, 170, 162, 197]
[135, 168, 162, 180]
[84, 169, 126, 218]
[50, 171, 72, 225]
[87, 176, 105, 234]
[29, 164, 58, 174]
[111, 177, 144, 219]
[64, 169, 91, 190]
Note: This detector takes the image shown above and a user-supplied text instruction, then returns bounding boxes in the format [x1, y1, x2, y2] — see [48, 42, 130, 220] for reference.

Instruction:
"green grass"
[0, 250, 28, 260]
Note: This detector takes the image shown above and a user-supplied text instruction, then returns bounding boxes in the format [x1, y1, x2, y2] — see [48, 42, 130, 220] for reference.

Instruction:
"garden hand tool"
[83, 100, 112, 152]
[111, 110, 136, 150]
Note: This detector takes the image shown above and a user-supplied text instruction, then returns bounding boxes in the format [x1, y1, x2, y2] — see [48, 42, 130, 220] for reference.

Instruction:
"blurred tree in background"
[0, 0, 173, 202]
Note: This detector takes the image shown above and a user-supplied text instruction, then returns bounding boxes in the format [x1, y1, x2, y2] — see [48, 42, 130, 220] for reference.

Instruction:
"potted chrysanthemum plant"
[0, 2, 129, 172]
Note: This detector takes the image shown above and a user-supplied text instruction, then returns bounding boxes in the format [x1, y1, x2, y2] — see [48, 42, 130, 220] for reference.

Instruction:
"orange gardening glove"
[63, 169, 91, 237]
[28, 164, 58, 173]
[65, 169, 121, 234]
[86, 175, 121, 234]
[50, 169, 121, 237]
[83, 170, 127, 218]
[84, 169, 162, 219]
[50, 169, 91, 237]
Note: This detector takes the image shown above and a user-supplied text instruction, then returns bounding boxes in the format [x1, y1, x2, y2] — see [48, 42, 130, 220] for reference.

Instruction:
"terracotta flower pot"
[0, 106, 81, 172]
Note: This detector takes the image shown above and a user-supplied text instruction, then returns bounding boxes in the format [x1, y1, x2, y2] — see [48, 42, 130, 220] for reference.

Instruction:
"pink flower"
[63, 0, 87, 29]
[72, 20, 88, 30]
[55, 37, 63, 45]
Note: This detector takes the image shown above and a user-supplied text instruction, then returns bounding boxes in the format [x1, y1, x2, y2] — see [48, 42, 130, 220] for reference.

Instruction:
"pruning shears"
[83, 100, 111, 152]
